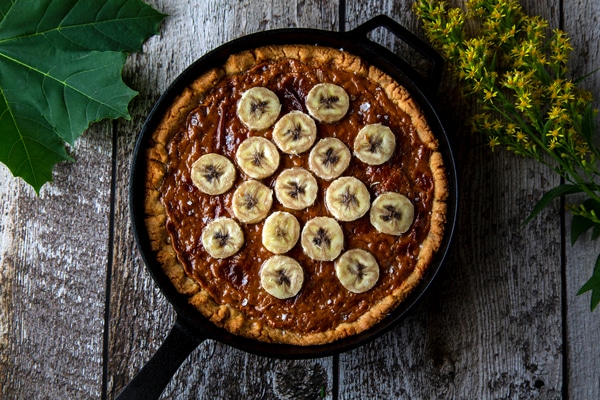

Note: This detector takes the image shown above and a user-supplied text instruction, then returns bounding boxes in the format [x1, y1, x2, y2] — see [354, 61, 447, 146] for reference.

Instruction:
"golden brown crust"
[144, 44, 448, 345]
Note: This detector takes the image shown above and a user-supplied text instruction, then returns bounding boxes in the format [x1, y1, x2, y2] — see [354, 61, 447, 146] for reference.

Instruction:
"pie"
[144, 44, 448, 345]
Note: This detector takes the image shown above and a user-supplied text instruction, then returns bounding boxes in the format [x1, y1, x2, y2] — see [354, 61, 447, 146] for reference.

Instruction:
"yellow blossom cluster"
[415, 0, 600, 311]
[413, 0, 598, 176]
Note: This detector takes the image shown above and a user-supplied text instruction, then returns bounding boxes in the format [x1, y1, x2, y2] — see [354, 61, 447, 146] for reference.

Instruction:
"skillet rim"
[129, 21, 458, 359]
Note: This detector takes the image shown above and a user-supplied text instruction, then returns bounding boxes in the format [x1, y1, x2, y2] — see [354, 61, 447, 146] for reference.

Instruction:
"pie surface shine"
[144, 44, 448, 345]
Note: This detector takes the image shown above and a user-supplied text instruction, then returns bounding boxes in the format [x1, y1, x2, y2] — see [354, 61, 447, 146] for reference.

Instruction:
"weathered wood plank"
[4, 1, 598, 398]
[563, 0, 600, 398]
[107, 1, 339, 398]
[341, 0, 563, 398]
[0, 125, 113, 398]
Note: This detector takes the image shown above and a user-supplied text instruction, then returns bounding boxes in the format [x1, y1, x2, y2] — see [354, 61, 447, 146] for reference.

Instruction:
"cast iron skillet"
[119, 15, 458, 399]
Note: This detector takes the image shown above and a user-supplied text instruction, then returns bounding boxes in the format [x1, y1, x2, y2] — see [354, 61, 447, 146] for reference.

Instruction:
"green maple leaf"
[0, 0, 166, 192]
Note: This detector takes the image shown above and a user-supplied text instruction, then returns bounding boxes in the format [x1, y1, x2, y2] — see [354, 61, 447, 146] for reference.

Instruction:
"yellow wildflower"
[490, 8, 505, 21]
[547, 106, 562, 120]
[484, 88, 498, 102]
[515, 130, 527, 143]
[548, 79, 563, 100]
[516, 92, 533, 111]
[415, 1, 600, 291]
[471, 77, 484, 92]
[559, 112, 572, 124]
[481, 114, 493, 130]
[547, 127, 563, 139]
[576, 144, 590, 159]
[488, 137, 501, 150]
[560, 92, 575, 103]
[464, 65, 478, 80]
[552, 51, 568, 64]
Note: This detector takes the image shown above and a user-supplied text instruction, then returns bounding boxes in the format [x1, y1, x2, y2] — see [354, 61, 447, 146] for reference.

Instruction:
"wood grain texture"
[341, 0, 563, 398]
[107, 1, 338, 399]
[0, 125, 113, 398]
[2, 0, 600, 399]
[563, 0, 600, 398]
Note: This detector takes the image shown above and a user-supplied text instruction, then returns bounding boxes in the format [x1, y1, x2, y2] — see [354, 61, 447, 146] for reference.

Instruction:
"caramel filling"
[161, 58, 435, 334]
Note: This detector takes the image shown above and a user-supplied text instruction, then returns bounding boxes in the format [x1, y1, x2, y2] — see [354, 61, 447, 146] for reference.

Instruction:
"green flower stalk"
[414, 0, 600, 310]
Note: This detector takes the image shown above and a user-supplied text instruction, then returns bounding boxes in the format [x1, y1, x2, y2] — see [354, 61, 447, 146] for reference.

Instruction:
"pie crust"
[144, 44, 448, 345]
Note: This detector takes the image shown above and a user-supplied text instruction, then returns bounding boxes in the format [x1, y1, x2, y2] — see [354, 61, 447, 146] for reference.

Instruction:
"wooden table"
[1, 0, 599, 398]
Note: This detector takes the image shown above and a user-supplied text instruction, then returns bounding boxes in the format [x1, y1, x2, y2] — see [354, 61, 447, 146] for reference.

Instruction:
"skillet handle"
[348, 15, 444, 95]
[115, 315, 205, 400]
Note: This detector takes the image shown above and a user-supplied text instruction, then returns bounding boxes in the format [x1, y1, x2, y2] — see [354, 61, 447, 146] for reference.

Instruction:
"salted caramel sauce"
[161, 58, 434, 333]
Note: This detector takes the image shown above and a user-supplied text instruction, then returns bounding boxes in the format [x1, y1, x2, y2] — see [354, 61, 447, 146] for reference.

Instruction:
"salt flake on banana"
[231, 179, 273, 224]
[335, 249, 379, 293]
[308, 137, 351, 181]
[274, 167, 318, 210]
[201, 217, 244, 259]
[370, 192, 415, 235]
[237, 87, 281, 130]
[235, 136, 280, 179]
[272, 110, 317, 155]
[260, 255, 304, 299]
[306, 83, 350, 123]
[325, 176, 371, 222]
[262, 211, 301, 254]
[353, 123, 396, 165]
[301, 216, 344, 261]
[190, 153, 236, 195]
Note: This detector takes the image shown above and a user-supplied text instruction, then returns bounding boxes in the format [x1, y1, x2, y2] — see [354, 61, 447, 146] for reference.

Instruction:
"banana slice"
[235, 136, 280, 179]
[301, 216, 344, 261]
[369, 192, 415, 235]
[274, 168, 318, 210]
[305, 83, 350, 123]
[272, 110, 317, 155]
[260, 255, 304, 299]
[308, 137, 351, 181]
[231, 179, 273, 224]
[353, 123, 397, 165]
[325, 176, 371, 222]
[201, 217, 244, 259]
[334, 249, 379, 293]
[190, 153, 236, 195]
[262, 211, 301, 254]
[237, 87, 281, 130]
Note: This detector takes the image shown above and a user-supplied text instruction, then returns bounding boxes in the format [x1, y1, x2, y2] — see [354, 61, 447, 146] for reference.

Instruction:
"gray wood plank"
[563, 0, 600, 398]
[107, 1, 339, 399]
[0, 125, 113, 398]
[7, 1, 599, 398]
[341, 0, 564, 398]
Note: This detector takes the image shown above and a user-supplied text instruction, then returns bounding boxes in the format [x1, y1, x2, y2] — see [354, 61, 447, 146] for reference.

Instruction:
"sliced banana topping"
[231, 180, 273, 224]
[201, 217, 244, 259]
[353, 123, 397, 165]
[262, 211, 301, 254]
[235, 136, 280, 179]
[274, 168, 318, 210]
[335, 249, 379, 293]
[260, 255, 304, 299]
[272, 110, 317, 155]
[190, 153, 236, 195]
[308, 137, 351, 181]
[306, 83, 350, 123]
[370, 192, 415, 235]
[325, 176, 371, 222]
[237, 87, 281, 130]
[301, 216, 344, 261]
